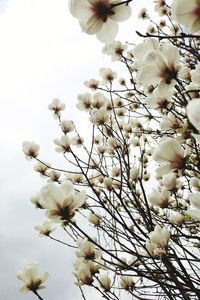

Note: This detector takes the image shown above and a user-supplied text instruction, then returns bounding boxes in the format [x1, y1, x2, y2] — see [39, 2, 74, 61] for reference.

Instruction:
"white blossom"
[152, 138, 187, 175]
[69, 0, 131, 43]
[120, 276, 135, 291]
[76, 238, 101, 260]
[102, 40, 127, 61]
[99, 67, 117, 85]
[99, 274, 112, 291]
[40, 181, 86, 224]
[137, 43, 180, 95]
[48, 98, 65, 118]
[34, 220, 55, 236]
[88, 213, 102, 226]
[16, 263, 48, 293]
[60, 120, 75, 134]
[22, 141, 40, 160]
[54, 135, 71, 152]
[148, 188, 170, 208]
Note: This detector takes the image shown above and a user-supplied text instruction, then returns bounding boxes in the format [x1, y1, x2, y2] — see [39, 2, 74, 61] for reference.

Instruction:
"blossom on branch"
[145, 225, 170, 257]
[22, 141, 40, 160]
[34, 220, 55, 236]
[152, 138, 187, 175]
[69, 0, 131, 43]
[137, 43, 180, 95]
[16, 263, 48, 293]
[40, 181, 86, 224]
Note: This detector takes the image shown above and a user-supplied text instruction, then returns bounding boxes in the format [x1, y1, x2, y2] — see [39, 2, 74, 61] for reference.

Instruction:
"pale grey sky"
[0, 0, 152, 299]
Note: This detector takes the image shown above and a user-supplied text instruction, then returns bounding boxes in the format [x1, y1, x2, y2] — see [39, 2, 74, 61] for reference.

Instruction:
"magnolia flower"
[137, 43, 180, 95]
[34, 220, 55, 236]
[99, 67, 117, 85]
[133, 38, 159, 69]
[152, 138, 187, 175]
[168, 212, 184, 225]
[145, 225, 170, 257]
[84, 78, 99, 90]
[76, 238, 101, 260]
[74, 261, 94, 286]
[103, 177, 113, 190]
[48, 170, 61, 182]
[99, 274, 112, 291]
[171, 0, 200, 34]
[34, 162, 49, 177]
[40, 181, 85, 224]
[60, 120, 75, 134]
[130, 166, 139, 181]
[186, 98, 200, 131]
[16, 263, 48, 293]
[159, 112, 183, 131]
[149, 225, 170, 248]
[88, 213, 102, 226]
[77, 92, 92, 111]
[102, 40, 127, 61]
[31, 193, 43, 209]
[146, 90, 173, 110]
[71, 135, 84, 147]
[120, 276, 135, 291]
[69, 0, 131, 43]
[48, 98, 65, 118]
[148, 187, 170, 208]
[53, 135, 71, 153]
[22, 141, 40, 160]
[91, 92, 107, 109]
[90, 108, 109, 125]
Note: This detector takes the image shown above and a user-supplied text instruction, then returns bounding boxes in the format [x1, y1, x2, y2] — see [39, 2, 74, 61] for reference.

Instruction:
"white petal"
[189, 17, 200, 33]
[96, 20, 118, 43]
[84, 15, 103, 34]
[69, 0, 91, 20]
[187, 207, 200, 221]
[110, 3, 131, 22]
[137, 64, 161, 86]
[188, 193, 200, 209]
[187, 98, 200, 130]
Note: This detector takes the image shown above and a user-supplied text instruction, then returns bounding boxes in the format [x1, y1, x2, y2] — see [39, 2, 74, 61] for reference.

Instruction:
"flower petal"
[96, 19, 118, 43]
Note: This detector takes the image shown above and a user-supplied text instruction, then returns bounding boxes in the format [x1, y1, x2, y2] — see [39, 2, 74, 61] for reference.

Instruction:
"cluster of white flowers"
[73, 238, 103, 287]
[19, 0, 200, 299]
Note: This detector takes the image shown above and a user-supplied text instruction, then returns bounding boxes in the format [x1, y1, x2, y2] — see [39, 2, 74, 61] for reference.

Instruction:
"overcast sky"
[0, 0, 153, 299]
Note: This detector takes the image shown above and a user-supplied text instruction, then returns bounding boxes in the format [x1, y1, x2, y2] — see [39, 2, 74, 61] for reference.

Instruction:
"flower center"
[171, 155, 185, 170]
[92, 0, 115, 22]
[160, 66, 177, 84]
